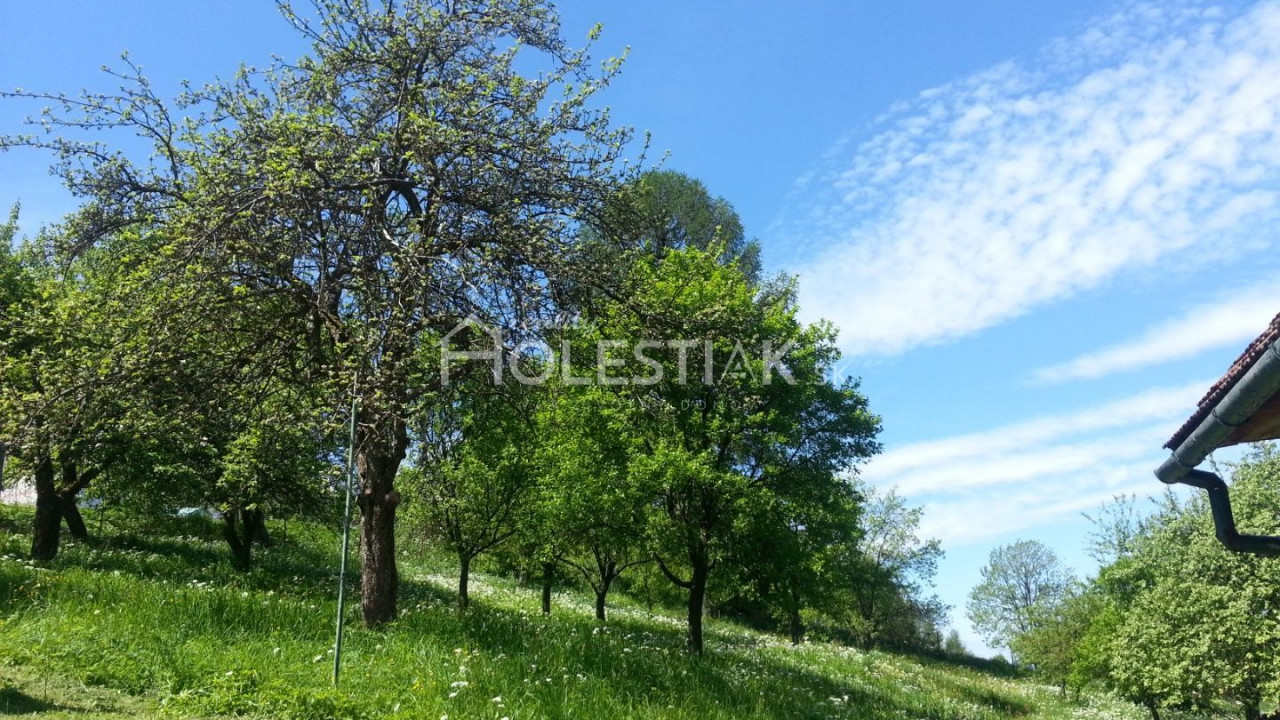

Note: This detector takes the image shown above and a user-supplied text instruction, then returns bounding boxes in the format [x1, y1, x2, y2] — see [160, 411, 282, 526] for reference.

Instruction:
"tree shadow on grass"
[0, 664, 152, 718]
[0, 509, 346, 602]
[0, 686, 61, 714]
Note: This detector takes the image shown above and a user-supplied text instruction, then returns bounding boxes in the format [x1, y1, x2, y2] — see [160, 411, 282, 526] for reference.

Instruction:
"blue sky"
[4, 1, 1279, 656]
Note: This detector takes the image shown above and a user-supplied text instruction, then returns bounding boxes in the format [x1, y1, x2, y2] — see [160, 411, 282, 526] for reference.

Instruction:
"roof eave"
[1156, 338, 1280, 484]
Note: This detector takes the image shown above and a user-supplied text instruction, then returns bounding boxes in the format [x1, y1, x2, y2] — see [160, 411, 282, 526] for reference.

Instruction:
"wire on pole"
[333, 375, 359, 687]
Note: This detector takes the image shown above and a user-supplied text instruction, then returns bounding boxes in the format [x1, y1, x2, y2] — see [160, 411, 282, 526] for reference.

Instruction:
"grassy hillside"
[0, 505, 1141, 720]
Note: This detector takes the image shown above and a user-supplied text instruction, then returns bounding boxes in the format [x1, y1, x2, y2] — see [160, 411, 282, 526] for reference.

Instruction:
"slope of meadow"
[0, 505, 1141, 720]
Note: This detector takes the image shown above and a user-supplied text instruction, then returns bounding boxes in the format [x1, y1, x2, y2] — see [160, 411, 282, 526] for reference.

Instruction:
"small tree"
[0, 224, 160, 559]
[604, 249, 880, 653]
[805, 483, 945, 651]
[405, 380, 538, 610]
[535, 384, 650, 621]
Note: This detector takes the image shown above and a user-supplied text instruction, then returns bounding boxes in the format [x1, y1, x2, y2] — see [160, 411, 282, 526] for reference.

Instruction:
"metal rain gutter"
[1155, 338, 1280, 556]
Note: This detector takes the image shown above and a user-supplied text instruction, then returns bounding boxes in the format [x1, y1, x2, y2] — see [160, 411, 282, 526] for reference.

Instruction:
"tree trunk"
[222, 512, 252, 571]
[31, 457, 61, 562]
[57, 463, 88, 541]
[458, 554, 471, 610]
[246, 508, 273, 548]
[595, 589, 608, 621]
[357, 438, 406, 627]
[60, 496, 88, 541]
[1145, 700, 1161, 720]
[687, 553, 709, 654]
[1244, 703, 1261, 720]
[541, 562, 554, 616]
[788, 606, 803, 645]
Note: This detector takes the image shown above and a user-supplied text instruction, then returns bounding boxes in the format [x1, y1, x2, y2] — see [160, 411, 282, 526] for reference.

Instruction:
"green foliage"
[967, 540, 1073, 651]
[1009, 584, 1100, 693]
[587, 169, 763, 286]
[402, 380, 540, 607]
[813, 483, 946, 651]
[528, 382, 651, 617]
[1083, 494, 1147, 565]
[1103, 448, 1280, 717]
[5, 0, 634, 622]
[1010, 446, 1280, 720]
[574, 246, 880, 650]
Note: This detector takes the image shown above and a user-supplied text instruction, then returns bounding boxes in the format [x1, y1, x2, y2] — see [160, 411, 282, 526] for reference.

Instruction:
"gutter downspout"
[1155, 340, 1280, 556]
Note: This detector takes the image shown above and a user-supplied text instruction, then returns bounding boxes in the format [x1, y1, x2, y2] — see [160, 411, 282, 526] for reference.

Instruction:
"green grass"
[0, 504, 1143, 720]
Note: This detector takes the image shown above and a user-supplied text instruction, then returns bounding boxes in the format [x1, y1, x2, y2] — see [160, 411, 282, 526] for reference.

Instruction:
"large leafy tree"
[593, 248, 880, 653]
[593, 169, 761, 282]
[0, 223, 157, 559]
[1103, 447, 1280, 720]
[823, 484, 946, 650]
[6, 0, 631, 625]
[967, 539, 1073, 652]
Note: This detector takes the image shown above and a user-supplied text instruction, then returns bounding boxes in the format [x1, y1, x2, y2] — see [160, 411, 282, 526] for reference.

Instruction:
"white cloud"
[890, 423, 1171, 496]
[1032, 282, 1280, 383]
[775, 1, 1280, 357]
[863, 380, 1210, 547]
[917, 462, 1162, 547]
[865, 379, 1208, 479]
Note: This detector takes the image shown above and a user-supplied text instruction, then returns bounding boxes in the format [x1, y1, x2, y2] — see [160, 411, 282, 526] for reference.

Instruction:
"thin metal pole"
[333, 377, 359, 687]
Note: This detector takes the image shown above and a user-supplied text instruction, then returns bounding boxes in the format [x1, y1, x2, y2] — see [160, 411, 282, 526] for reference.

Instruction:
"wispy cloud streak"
[1031, 283, 1280, 383]
[863, 381, 1209, 546]
[776, 1, 1280, 357]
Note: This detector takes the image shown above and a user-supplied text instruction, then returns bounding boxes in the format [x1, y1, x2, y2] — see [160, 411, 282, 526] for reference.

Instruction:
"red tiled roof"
[1164, 309, 1280, 450]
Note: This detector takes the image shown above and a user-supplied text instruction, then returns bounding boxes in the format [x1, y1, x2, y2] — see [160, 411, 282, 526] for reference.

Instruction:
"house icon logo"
[440, 316, 505, 385]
